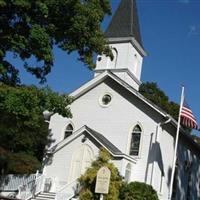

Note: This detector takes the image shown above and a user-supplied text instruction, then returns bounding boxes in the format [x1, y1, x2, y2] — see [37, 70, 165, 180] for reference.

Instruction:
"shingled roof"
[105, 0, 143, 48]
[84, 126, 123, 155]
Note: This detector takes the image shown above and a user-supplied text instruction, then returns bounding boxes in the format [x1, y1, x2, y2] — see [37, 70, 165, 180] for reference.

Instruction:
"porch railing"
[55, 179, 78, 200]
[17, 172, 45, 200]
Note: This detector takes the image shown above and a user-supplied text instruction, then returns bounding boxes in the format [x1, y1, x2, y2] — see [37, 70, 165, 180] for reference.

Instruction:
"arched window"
[64, 124, 73, 139]
[124, 163, 131, 182]
[107, 48, 118, 68]
[134, 53, 139, 74]
[129, 125, 142, 156]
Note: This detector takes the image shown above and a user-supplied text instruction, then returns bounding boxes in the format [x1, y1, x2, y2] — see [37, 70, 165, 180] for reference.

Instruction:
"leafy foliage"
[191, 134, 200, 145]
[0, 0, 113, 175]
[79, 148, 123, 200]
[119, 181, 159, 200]
[139, 82, 179, 120]
[139, 82, 200, 135]
[0, 0, 112, 84]
[0, 83, 72, 174]
[7, 152, 41, 174]
[0, 0, 113, 174]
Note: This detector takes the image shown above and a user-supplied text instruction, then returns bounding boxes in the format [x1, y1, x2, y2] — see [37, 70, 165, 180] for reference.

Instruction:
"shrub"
[119, 181, 159, 200]
[78, 148, 123, 200]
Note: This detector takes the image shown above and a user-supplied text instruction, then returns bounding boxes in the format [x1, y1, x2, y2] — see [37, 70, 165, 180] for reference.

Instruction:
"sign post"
[100, 194, 104, 200]
[95, 166, 111, 200]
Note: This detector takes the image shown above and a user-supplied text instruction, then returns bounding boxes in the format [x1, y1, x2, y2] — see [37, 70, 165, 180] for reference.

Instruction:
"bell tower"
[95, 0, 146, 90]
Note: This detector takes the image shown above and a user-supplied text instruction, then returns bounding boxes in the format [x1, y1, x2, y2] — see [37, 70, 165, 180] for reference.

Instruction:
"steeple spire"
[105, 0, 146, 56]
[95, 0, 146, 91]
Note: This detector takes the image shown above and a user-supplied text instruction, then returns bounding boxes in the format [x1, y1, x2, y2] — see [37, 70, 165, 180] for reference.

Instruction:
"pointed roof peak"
[105, 0, 144, 51]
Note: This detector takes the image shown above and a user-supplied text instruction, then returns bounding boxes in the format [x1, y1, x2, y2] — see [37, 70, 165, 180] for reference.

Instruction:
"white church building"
[4, 0, 200, 200]
[41, 0, 200, 199]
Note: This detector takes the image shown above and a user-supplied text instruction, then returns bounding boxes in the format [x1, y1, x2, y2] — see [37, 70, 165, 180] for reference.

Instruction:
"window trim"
[99, 92, 113, 108]
[106, 47, 118, 69]
[126, 122, 143, 158]
[63, 122, 74, 140]
[124, 163, 132, 182]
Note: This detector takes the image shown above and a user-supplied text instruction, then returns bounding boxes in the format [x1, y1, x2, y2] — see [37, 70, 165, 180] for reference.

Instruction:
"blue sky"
[10, 0, 200, 134]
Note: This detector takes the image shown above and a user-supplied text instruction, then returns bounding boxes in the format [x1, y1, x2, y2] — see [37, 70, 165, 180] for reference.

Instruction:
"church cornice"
[94, 68, 142, 86]
[106, 37, 147, 57]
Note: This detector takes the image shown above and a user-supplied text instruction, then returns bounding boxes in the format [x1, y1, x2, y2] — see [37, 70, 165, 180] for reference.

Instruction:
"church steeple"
[105, 0, 144, 53]
[95, 0, 147, 91]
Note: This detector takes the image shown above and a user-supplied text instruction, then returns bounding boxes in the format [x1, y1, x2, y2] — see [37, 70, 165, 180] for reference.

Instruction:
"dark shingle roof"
[105, 0, 143, 47]
[85, 126, 123, 155]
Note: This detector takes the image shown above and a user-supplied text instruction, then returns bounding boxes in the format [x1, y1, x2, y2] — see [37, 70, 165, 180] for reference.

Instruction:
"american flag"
[180, 100, 199, 130]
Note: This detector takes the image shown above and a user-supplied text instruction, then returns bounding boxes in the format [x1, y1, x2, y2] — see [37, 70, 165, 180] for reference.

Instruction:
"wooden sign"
[95, 166, 111, 194]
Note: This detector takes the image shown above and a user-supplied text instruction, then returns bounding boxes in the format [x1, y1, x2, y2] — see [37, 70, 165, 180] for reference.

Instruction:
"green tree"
[139, 82, 179, 120]
[0, 0, 113, 174]
[79, 148, 123, 200]
[191, 134, 200, 145]
[119, 181, 159, 200]
[0, 0, 112, 84]
[0, 83, 72, 174]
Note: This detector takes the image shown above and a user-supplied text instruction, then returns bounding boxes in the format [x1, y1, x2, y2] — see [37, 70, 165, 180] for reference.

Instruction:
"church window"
[100, 93, 112, 107]
[107, 48, 118, 68]
[129, 125, 142, 156]
[124, 163, 131, 182]
[134, 54, 139, 74]
[97, 56, 102, 62]
[102, 94, 111, 105]
[64, 124, 73, 139]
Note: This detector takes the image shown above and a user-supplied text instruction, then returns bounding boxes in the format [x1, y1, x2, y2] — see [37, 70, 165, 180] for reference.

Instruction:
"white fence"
[17, 172, 45, 200]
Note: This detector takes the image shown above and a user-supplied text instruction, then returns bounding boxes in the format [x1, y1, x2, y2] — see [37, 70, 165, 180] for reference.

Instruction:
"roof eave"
[70, 70, 167, 117]
[50, 125, 137, 163]
[106, 36, 147, 57]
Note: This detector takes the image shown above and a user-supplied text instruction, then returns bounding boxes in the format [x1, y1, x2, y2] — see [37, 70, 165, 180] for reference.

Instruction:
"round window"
[101, 94, 112, 106]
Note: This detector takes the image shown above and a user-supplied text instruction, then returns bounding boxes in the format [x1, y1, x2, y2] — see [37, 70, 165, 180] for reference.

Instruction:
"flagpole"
[168, 86, 184, 200]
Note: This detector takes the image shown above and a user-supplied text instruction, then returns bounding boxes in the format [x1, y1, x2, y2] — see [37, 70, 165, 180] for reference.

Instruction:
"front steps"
[30, 192, 77, 200]
[31, 192, 56, 200]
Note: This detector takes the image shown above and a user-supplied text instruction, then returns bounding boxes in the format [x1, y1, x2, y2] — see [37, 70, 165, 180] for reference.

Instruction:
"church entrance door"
[68, 144, 94, 183]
